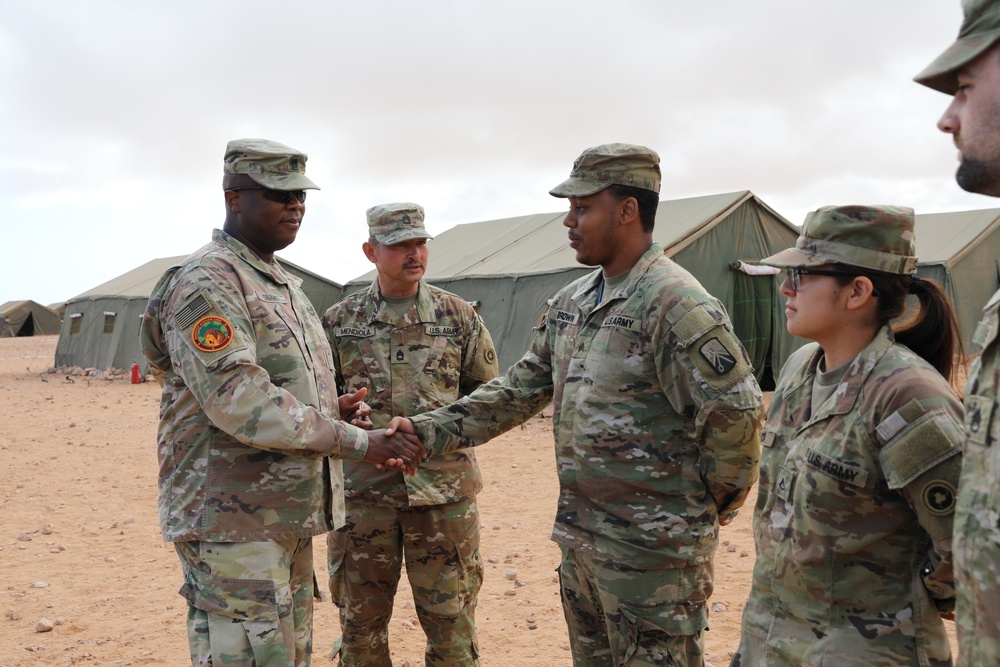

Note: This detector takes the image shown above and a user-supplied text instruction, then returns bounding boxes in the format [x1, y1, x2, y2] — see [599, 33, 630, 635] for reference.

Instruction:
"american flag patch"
[175, 295, 211, 330]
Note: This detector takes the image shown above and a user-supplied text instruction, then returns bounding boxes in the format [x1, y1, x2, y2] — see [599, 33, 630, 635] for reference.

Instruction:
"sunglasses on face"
[226, 185, 307, 205]
[785, 267, 880, 296]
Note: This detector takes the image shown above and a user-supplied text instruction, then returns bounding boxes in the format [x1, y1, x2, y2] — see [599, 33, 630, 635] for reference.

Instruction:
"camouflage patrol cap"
[760, 205, 918, 275]
[549, 143, 661, 198]
[367, 202, 433, 245]
[915, 0, 1000, 94]
[223, 138, 319, 190]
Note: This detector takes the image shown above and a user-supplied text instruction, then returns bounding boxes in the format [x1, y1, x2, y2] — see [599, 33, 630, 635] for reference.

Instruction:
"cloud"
[0, 0, 992, 305]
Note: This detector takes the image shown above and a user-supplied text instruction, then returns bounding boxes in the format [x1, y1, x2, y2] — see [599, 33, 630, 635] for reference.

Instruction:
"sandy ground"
[0, 335, 955, 666]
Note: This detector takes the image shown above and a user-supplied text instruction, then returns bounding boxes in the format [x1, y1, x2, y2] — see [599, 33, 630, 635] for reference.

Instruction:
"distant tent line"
[0, 300, 61, 337]
[50, 191, 1000, 387]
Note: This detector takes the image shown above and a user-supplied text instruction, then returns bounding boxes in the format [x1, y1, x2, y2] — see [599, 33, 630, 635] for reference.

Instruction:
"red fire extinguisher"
[131, 362, 141, 384]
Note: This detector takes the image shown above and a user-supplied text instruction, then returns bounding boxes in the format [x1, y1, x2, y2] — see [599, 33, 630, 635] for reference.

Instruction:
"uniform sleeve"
[459, 310, 500, 395]
[160, 266, 368, 461]
[412, 313, 553, 455]
[659, 296, 764, 519]
[875, 383, 964, 611]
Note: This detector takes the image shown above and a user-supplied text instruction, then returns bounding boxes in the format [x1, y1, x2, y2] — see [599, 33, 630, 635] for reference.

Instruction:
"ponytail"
[872, 275, 965, 384]
[835, 271, 965, 385]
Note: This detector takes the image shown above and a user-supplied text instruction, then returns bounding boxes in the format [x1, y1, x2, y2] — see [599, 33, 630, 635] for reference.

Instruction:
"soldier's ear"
[225, 190, 240, 212]
[618, 196, 639, 226]
[362, 241, 378, 264]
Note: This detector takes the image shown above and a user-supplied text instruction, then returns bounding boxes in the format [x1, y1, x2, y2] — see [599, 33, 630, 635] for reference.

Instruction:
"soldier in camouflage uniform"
[917, 4, 1000, 664]
[321, 203, 499, 666]
[139, 139, 425, 667]
[388, 144, 764, 667]
[732, 206, 965, 666]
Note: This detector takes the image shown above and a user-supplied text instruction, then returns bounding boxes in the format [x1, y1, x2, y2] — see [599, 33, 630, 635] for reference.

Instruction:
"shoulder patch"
[484, 347, 496, 365]
[175, 294, 211, 330]
[191, 315, 234, 352]
[922, 480, 957, 515]
[686, 327, 751, 390]
[699, 337, 737, 375]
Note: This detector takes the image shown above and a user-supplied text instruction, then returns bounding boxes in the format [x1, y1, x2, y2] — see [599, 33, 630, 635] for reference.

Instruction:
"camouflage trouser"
[174, 538, 315, 667]
[327, 498, 483, 667]
[557, 546, 712, 667]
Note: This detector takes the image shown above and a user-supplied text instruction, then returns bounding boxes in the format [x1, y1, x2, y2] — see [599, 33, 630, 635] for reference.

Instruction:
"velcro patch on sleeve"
[921, 480, 957, 515]
[878, 407, 961, 489]
[175, 294, 211, 331]
[191, 316, 234, 352]
[666, 300, 719, 349]
[688, 329, 751, 390]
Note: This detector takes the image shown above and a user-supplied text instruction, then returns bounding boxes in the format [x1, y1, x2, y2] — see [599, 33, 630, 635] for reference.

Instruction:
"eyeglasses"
[226, 186, 307, 205]
[785, 267, 880, 296]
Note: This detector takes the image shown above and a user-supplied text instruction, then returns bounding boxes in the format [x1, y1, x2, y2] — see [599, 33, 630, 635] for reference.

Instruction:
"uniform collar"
[784, 325, 896, 425]
[212, 229, 299, 288]
[571, 242, 664, 310]
[363, 279, 433, 325]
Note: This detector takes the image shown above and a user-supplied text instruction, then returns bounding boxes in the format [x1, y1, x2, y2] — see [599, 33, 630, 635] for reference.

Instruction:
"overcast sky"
[1, 0, 993, 307]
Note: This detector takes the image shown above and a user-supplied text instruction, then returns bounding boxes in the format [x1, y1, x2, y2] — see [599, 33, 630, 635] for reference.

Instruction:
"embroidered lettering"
[602, 315, 639, 331]
[555, 310, 579, 325]
[425, 325, 462, 336]
[336, 326, 374, 338]
[806, 449, 868, 487]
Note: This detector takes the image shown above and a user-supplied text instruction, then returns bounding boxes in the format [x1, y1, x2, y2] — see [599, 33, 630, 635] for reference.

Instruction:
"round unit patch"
[922, 480, 957, 516]
[192, 315, 234, 352]
[485, 348, 496, 364]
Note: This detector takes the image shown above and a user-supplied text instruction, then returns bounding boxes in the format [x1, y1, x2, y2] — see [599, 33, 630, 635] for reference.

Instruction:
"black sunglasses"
[226, 185, 306, 205]
[785, 267, 880, 296]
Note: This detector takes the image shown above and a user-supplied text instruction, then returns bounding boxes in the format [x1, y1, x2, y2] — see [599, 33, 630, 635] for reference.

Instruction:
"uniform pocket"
[326, 527, 349, 608]
[179, 564, 278, 622]
[619, 598, 707, 666]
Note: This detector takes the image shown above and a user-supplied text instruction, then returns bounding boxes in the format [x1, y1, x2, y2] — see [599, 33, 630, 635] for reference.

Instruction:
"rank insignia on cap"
[192, 315, 234, 352]
[699, 337, 737, 375]
[922, 480, 957, 516]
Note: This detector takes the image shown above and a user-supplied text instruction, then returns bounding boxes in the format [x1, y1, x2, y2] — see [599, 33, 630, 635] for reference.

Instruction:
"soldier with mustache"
[322, 203, 499, 666]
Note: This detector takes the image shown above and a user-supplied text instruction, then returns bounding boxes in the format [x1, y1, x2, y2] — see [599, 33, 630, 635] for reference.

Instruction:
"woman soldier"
[732, 205, 963, 666]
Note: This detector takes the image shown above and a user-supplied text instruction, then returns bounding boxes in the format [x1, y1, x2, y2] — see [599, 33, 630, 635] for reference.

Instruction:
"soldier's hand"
[364, 428, 425, 476]
[339, 388, 372, 429]
[385, 415, 415, 436]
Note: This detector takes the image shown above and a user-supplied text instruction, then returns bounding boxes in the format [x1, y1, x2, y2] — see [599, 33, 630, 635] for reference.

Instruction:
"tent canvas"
[344, 191, 805, 387]
[914, 207, 1000, 350]
[0, 300, 62, 337]
[55, 255, 343, 371]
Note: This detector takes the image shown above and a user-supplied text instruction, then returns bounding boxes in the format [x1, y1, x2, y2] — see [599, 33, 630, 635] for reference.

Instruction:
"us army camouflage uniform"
[733, 326, 963, 667]
[955, 290, 1000, 666]
[411, 242, 763, 666]
[141, 229, 369, 667]
[323, 279, 498, 666]
[915, 3, 1000, 665]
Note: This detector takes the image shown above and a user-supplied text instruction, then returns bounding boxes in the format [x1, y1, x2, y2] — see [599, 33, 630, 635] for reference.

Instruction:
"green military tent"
[55, 256, 343, 371]
[344, 190, 804, 388]
[914, 207, 1000, 350]
[0, 300, 62, 337]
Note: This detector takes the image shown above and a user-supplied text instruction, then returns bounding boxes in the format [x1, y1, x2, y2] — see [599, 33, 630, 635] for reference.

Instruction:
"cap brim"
[376, 229, 434, 246]
[548, 177, 612, 198]
[914, 30, 1000, 94]
[758, 247, 836, 269]
[250, 172, 320, 190]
